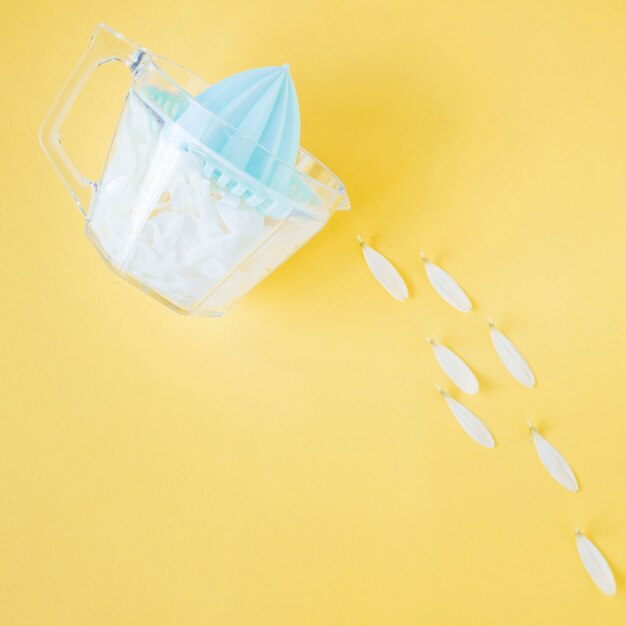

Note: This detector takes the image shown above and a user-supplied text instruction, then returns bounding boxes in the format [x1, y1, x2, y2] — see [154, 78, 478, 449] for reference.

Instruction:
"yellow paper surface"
[1, 1, 626, 624]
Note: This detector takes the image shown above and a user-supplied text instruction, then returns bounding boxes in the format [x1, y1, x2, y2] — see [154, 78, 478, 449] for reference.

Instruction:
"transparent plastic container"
[40, 25, 350, 316]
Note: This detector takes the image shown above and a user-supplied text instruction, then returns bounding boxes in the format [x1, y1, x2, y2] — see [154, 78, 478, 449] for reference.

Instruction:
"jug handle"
[39, 24, 142, 216]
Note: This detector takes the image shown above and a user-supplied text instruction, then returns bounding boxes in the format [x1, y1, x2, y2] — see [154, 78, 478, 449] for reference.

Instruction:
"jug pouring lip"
[296, 147, 350, 211]
[90, 24, 349, 214]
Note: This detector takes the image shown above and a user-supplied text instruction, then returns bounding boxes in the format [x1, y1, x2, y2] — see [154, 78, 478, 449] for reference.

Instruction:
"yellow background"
[2, 1, 626, 624]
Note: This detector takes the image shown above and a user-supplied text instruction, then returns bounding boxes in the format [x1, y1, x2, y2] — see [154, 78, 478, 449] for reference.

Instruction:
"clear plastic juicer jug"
[40, 25, 350, 316]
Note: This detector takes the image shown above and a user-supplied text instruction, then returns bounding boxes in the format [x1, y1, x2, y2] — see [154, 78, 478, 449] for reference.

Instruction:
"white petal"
[218, 204, 266, 238]
[149, 213, 185, 254]
[529, 424, 578, 492]
[358, 236, 408, 301]
[575, 531, 616, 596]
[420, 252, 472, 312]
[427, 339, 479, 395]
[489, 318, 536, 387]
[437, 386, 494, 448]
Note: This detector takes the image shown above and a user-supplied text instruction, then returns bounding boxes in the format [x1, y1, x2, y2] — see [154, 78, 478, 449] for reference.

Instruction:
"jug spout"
[336, 191, 351, 212]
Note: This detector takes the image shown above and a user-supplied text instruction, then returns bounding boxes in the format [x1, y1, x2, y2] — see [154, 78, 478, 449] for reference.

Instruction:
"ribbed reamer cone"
[143, 65, 302, 198]
[197, 65, 300, 193]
